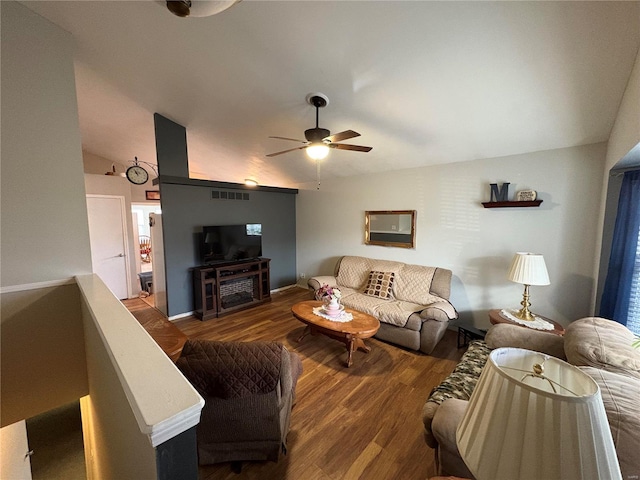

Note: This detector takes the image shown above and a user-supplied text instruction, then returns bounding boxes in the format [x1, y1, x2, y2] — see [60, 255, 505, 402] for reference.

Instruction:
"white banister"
[76, 274, 203, 447]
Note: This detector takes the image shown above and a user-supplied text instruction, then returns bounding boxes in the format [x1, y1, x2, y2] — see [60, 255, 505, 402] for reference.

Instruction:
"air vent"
[211, 190, 250, 200]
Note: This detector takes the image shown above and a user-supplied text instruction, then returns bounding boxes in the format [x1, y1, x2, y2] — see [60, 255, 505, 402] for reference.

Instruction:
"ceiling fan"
[165, 0, 240, 18]
[267, 93, 372, 160]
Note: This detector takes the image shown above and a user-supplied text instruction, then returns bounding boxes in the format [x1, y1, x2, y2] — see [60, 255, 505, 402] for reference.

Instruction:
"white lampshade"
[508, 252, 550, 285]
[306, 144, 329, 160]
[457, 348, 621, 480]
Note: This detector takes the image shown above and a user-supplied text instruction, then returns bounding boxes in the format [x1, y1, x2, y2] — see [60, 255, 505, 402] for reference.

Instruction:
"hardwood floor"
[132, 286, 464, 480]
[124, 295, 187, 361]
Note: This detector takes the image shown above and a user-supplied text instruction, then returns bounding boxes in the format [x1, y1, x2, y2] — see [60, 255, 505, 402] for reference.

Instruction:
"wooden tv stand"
[193, 258, 271, 320]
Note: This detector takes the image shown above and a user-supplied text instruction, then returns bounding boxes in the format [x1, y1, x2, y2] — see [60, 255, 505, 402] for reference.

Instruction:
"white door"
[0, 420, 32, 479]
[86, 195, 131, 299]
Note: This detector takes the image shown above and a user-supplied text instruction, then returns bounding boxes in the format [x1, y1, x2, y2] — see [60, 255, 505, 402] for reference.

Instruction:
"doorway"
[86, 195, 131, 299]
[132, 203, 161, 305]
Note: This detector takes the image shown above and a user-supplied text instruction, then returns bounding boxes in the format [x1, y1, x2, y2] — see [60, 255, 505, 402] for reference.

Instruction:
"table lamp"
[508, 252, 550, 320]
[456, 347, 621, 480]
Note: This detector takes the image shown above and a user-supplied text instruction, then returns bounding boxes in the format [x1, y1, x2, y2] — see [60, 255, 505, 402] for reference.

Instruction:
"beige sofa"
[308, 256, 457, 354]
[422, 318, 640, 479]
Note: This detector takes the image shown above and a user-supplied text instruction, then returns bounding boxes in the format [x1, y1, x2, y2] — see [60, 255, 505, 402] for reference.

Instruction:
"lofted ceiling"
[20, 1, 640, 188]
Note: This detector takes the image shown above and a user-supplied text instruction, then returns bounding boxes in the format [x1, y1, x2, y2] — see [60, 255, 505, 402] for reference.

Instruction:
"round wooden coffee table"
[291, 300, 380, 367]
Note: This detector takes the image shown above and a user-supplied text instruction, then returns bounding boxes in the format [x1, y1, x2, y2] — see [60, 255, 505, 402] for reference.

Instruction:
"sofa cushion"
[336, 256, 375, 289]
[564, 317, 640, 379]
[363, 270, 395, 299]
[578, 366, 640, 480]
[341, 294, 422, 328]
[336, 256, 404, 290]
[374, 299, 425, 327]
[394, 263, 440, 305]
[340, 293, 388, 317]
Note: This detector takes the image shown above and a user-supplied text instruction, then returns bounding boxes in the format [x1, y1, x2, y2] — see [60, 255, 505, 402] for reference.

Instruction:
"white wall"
[605, 46, 640, 171]
[593, 46, 640, 311]
[1, 284, 89, 427]
[0, 0, 91, 428]
[296, 143, 606, 328]
[1, 1, 92, 286]
[83, 151, 158, 204]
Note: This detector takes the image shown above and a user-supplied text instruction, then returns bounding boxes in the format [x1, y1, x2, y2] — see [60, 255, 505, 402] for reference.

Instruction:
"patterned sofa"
[308, 256, 457, 354]
[422, 319, 640, 479]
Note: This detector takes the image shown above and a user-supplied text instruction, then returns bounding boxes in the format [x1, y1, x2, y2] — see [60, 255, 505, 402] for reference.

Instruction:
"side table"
[488, 309, 565, 336]
[457, 322, 487, 348]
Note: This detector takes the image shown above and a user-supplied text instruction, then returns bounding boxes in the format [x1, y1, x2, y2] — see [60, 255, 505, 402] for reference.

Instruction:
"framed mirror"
[365, 210, 416, 248]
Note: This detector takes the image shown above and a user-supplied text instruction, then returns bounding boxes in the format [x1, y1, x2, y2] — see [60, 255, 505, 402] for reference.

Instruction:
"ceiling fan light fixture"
[244, 178, 258, 187]
[306, 144, 329, 160]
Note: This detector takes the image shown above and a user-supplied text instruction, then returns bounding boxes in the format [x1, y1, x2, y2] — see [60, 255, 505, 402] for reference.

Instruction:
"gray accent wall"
[161, 182, 296, 317]
[154, 114, 190, 178]
[153, 114, 297, 318]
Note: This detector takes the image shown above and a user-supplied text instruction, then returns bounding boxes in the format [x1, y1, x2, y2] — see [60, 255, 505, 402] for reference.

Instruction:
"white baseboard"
[271, 284, 308, 293]
[168, 311, 194, 322]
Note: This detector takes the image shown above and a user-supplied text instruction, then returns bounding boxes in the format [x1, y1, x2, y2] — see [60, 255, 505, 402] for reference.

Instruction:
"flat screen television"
[201, 224, 262, 264]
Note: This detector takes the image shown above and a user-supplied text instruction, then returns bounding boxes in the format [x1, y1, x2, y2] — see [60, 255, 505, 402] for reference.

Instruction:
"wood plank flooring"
[124, 296, 187, 362]
[130, 286, 464, 480]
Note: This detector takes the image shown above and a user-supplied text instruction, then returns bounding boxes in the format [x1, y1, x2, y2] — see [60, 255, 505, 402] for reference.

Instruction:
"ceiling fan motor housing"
[166, 0, 191, 17]
[305, 128, 330, 143]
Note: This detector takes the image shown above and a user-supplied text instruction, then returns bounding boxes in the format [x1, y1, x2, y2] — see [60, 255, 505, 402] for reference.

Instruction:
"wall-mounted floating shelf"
[482, 200, 543, 208]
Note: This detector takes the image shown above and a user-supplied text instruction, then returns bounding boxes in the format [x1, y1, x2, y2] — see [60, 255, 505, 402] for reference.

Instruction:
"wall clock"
[126, 164, 149, 185]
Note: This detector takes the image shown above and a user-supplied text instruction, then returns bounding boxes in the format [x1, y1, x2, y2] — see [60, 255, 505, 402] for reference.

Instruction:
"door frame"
[86, 194, 133, 299]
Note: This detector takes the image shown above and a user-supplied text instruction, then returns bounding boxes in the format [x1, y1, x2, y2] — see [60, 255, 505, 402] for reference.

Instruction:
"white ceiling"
[21, 1, 640, 188]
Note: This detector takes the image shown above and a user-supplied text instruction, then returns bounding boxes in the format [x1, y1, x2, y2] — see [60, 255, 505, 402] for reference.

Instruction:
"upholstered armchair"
[176, 339, 302, 465]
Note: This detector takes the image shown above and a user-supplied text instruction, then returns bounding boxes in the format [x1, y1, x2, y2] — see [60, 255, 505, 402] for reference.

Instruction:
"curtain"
[600, 169, 640, 331]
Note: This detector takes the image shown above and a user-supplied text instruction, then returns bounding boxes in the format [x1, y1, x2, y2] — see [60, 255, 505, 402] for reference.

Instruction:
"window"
[627, 226, 640, 334]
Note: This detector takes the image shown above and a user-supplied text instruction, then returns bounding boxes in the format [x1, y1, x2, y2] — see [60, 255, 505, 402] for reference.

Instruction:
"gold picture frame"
[365, 210, 416, 248]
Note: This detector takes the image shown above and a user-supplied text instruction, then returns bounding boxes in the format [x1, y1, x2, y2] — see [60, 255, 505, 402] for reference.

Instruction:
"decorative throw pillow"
[363, 271, 395, 299]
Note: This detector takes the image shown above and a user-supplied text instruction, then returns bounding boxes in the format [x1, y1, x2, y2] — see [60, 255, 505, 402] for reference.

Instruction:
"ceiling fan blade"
[269, 136, 307, 144]
[324, 130, 360, 143]
[329, 143, 373, 153]
[266, 146, 307, 157]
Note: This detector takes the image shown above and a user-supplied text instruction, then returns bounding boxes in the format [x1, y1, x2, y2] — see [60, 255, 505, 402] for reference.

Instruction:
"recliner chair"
[176, 339, 302, 465]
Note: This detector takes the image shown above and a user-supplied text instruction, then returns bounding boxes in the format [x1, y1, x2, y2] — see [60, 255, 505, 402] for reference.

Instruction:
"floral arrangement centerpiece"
[316, 284, 342, 307]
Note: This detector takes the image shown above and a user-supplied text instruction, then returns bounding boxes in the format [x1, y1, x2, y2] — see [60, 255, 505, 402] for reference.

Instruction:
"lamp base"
[513, 307, 535, 321]
[515, 284, 534, 321]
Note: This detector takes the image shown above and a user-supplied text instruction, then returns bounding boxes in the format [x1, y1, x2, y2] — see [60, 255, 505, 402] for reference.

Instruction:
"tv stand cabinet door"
[193, 268, 217, 320]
